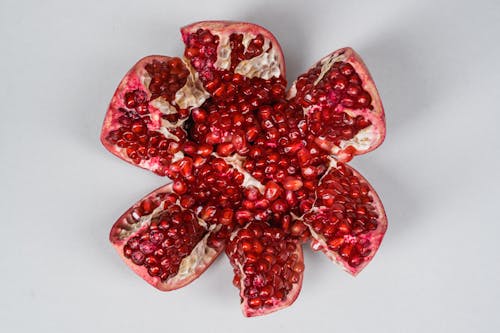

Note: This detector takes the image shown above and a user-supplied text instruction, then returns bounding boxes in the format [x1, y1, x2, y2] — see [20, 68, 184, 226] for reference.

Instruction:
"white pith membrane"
[301, 157, 388, 276]
[110, 184, 223, 290]
[213, 32, 282, 79]
[213, 34, 231, 70]
[175, 60, 211, 109]
[234, 38, 281, 80]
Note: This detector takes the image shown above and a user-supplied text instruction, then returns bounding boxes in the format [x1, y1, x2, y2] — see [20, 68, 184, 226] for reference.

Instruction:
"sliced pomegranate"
[102, 21, 387, 317]
[101, 55, 209, 176]
[226, 221, 304, 317]
[288, 47, 385, 162]
[303, 159, 387, 275]
[109, 184, 224, 290]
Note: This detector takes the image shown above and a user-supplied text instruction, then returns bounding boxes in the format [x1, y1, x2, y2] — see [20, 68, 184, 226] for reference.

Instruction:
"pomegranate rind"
[109, 184, 224, 291]
[305, 160, 387, 276]
[181, 20, 286, 78]
[289, 47, 386, 162]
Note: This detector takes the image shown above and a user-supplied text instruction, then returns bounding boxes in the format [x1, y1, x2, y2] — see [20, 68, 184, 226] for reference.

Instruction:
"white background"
[1, 0, 499, 332]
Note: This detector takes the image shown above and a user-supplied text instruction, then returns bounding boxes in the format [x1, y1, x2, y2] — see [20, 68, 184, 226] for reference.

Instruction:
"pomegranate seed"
[283, 177, 303, 191]
[248, 298, 262, 309]
[216, 142, 235, 156]
[264, 181, 282, 201]
[172, 180, 187, 194]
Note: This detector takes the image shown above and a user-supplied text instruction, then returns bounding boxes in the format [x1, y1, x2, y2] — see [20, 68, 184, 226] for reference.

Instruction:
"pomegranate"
[102, 21, 387, 317]
[109, 184, 224, 290]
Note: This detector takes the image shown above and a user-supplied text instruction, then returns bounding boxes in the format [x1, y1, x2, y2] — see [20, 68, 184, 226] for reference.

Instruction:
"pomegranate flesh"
[102, 21, 387, 317]
[303, 159, 387, 275]
[226, 221, 304, 317]
[288, 47, 385, 162]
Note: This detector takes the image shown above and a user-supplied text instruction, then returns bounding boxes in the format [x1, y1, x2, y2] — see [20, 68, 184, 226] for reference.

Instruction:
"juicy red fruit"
[304, 161, 387, 275]
[226, 222, 304, 317]
[102, 21, 387, 317]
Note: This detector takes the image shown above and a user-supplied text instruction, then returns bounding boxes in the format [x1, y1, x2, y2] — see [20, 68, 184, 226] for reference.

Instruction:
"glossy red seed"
[248, 298, 262, 309]
[172, 180, 187, 194]
[264, 181, 282, 201]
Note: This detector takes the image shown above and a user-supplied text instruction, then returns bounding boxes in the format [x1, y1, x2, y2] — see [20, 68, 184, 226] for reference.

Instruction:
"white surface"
[1, 0, 499, 332]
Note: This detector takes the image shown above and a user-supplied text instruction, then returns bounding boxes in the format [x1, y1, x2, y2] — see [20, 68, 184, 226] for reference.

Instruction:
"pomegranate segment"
[303, 160, 387, 275]
[226, 222, 304, 317]
[288, 47, 385, 162]
[101, 55, 209, 176]
[109, 184, 223, 291]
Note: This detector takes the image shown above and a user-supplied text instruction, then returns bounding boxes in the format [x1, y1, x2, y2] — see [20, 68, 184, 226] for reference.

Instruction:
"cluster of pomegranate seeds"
[183, 30, 287, 160]
[292, 61, 373, 146]
[105, 89, 177, 172]
[123, 89, 149, 112]
[103, 22, 386, 317]
[305, 162, 379, 268]
[169, 156, 244, 224]
[227, 222, 303, 311]
[184, 29, 219, 83]
[145, 58, 189, 102]
[242, 103, 302, 179]
[122, 193, 163, 225]
[294, 61, 373, 110]
[189, 73, 286, 157]
[123, 200, 206, 281]
[155, 154, 246, 249]
[228, 33, 266, 69]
